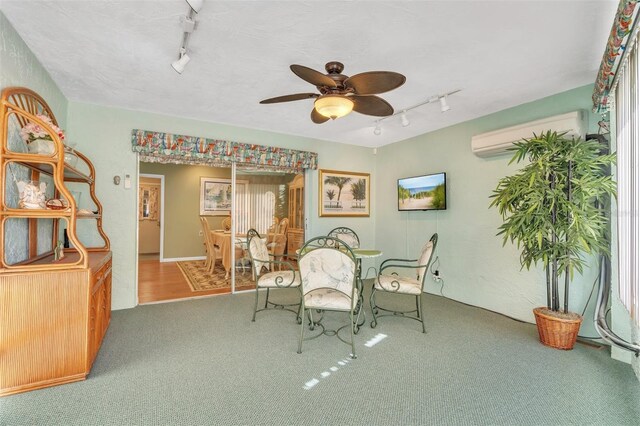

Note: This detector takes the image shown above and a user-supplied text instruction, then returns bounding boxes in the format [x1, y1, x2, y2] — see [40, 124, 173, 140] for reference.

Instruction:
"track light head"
[439, 96, 450, 113]
[401, 111, 410, 127]
[172, 51, 191, 74]
[186, 0, 204, 13]
[374, 123, 382, 136]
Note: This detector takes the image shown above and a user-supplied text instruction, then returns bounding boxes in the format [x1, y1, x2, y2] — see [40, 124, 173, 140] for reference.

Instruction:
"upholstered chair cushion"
[374, 274, 422, 295]
[249, 237, 270, 276]
[299, 248, 356, 311]
[258, 270, 300, 288]
[333, 232, 359, 249]
[304, 287, 359, 310]
[416, 241, 434, 282]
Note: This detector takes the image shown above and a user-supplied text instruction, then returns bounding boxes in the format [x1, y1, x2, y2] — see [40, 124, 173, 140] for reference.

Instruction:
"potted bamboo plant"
[490, 131, 616, 350]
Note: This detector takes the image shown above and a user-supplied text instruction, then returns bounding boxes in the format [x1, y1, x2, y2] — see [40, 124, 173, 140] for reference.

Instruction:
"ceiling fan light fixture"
[314, 95, 354, 120]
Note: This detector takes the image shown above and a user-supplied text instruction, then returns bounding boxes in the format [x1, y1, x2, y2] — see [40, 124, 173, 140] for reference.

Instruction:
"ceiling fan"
[259, 61, 406, 124]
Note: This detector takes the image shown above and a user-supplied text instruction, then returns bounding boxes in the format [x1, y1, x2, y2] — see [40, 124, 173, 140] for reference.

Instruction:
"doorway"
[138, 175, 164, 260]
[136, 161, 305, 304]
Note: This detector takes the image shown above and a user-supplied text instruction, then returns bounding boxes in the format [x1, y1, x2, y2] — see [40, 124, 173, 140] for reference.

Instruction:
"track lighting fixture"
[172, 1, 202, 74]
[186, 0, 204, 13]
[371, 90, 460, 135]
[439, 95, 450, 113]
[181, 15, 196, 33]
[401, 111, 410, 127]
[172, 49, 191, 74]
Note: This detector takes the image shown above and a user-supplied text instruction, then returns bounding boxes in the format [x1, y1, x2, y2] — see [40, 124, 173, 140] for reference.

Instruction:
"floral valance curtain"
[592, 0, 638, 113]
[131, 129, 318, 172]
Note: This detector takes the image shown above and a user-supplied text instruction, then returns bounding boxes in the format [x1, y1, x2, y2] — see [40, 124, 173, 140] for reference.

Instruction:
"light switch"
[124, 174, 131, 189]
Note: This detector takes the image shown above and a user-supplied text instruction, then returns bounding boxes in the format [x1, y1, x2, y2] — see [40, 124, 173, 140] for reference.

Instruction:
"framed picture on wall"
[200, 177, 232, 216]
[319, 169, 370, 217]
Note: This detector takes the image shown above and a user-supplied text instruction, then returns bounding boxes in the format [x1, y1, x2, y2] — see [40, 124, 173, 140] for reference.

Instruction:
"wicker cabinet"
[0, 88, 112, 397]
[287, 174, 304, 256]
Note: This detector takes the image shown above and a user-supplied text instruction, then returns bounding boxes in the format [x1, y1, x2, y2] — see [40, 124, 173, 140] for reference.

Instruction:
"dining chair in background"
[370, 233, 438, 333]
[297, 236, 362, 358]
[221, 215, 231, 231]
[199, 216, 217, 273]
[247, 229, 301, 322]
[267, 217, 289, 270]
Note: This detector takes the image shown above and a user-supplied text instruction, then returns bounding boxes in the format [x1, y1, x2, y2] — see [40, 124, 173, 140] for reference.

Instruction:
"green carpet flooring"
[1, 289, 638, 425]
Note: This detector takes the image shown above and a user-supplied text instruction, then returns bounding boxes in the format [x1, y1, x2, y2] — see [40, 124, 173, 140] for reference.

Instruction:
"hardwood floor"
[138, 259, 235, 304]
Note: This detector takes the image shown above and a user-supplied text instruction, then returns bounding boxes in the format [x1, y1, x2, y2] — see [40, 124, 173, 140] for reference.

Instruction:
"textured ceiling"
[0, 0, 617, 147]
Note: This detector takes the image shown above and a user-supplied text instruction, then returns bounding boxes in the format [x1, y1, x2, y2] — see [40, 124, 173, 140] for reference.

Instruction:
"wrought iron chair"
[370, 233, 438, 333]
[297, 236, 363, 358]
[248, 229, 301, 322]
[199, 216, 217, 273]
[328, 226, 360, 249]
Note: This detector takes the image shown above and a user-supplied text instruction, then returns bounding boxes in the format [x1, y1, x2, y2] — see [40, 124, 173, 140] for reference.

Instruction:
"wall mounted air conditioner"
[471, 111, 587, 158]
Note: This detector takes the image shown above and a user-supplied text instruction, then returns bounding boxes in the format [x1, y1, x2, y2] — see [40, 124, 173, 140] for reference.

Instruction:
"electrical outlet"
[432, 270, 442, 282]
[198, 230, 203, 236]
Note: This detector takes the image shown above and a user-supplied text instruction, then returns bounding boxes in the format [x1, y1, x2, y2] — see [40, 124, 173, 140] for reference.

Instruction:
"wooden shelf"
[0, 209, 101, 219]
[19, 249, 110, 269]
[0, 208, 72, 218]
[7, 157, 93, 183]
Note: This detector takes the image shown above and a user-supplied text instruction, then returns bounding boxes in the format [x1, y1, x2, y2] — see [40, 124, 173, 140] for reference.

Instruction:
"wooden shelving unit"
[0, 87, 112, 397]
[287, 174, 304, 257]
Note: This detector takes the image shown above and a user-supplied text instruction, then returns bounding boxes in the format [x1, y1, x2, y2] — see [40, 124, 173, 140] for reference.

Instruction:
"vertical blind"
[234, 183, 280, 235]
[614, 34, 640, 327]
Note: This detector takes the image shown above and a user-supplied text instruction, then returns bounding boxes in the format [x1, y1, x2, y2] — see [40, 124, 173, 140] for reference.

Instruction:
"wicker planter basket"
[533, 307, 583, 350]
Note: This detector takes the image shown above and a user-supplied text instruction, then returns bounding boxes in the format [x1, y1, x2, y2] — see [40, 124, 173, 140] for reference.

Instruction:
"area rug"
[176, 261, 255, 292]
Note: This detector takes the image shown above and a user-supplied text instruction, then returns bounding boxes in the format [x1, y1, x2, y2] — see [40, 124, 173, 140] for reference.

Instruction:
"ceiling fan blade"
[344, 71, 406, 95]
[259, 93, 319, 104]
[311, 108, 330, 124]
[290, 64, 338, 88]
[351, 95, 394, 117]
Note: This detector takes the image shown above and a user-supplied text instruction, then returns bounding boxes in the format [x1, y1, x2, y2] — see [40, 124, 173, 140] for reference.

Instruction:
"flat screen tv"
[397, 172, 446, 211]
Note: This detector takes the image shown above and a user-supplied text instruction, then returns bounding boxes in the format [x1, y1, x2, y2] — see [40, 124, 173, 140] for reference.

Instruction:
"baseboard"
[161, 256, 206, 263]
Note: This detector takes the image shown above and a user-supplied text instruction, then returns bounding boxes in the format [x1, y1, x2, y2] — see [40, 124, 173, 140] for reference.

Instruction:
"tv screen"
[397, 172, 446, 211]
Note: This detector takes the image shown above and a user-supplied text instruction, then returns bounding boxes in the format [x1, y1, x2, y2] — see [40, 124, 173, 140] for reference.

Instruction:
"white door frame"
[139, 173, 166, 261]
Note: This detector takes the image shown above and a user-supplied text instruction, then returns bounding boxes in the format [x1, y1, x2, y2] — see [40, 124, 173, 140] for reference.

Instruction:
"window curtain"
[613, 29, 640, 327]
[592, 0, 638, 113]
[234, 183, 281, 235]
[131, 129, 317, 172]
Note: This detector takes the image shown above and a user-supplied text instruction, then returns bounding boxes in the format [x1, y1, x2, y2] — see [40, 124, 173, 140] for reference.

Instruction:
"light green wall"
[0, 11, 68, 126]
[374, 85, 604, 337]
[139, 162, 231, 259]
[66, 101, 376, 309]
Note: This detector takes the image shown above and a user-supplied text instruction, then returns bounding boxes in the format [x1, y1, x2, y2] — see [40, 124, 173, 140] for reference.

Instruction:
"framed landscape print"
[200, 177, 232, 216]
[319, 169, 370, 217]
